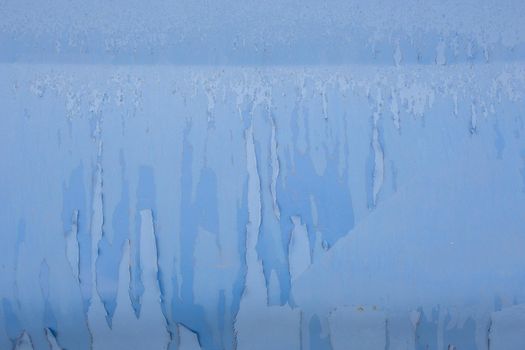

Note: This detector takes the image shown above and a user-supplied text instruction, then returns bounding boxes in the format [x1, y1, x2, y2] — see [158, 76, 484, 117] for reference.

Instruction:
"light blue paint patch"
[253, 114, 290, 305]
[390, 161, 398, 193]
[366, 141, 376, 210]
[520, 151, 525, 192]
[130, 166, 157, 317]
[175, 127, 220, 349]
[493, 122, 506, 159]
[308, 314, 331, 350]
[16, 219, 26, 246]
[228, 178, 249, 347]
[39, 260, 58, 333]
[1, 298, 21, 345]
[385, 318, 391, 350]
[96, 153, 130, 327]
[443, 314, 477, 350]
[193, 168, 219, 234]
[368, 117, 386, 209]
[416, 32, 442, 64]
[494, 296, 503, 312]
[217, 290, 225, 342]
[61, 163, 90, 311]
[149, 207, 174, 343]
[179, 130, 198, 304]
[171, 300, 210, 349]
[415, 307, 439, 350]
[96, 238, 126, 328]
[15, 219, 26, 252]
[278, 152, 355, 252]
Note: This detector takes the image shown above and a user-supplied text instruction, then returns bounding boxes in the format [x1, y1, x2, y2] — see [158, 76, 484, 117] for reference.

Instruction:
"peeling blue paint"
[1, 1, 525, 349]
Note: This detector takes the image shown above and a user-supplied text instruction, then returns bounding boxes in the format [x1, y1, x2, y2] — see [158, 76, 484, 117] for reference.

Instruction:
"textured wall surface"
[1, 1, 525, 349]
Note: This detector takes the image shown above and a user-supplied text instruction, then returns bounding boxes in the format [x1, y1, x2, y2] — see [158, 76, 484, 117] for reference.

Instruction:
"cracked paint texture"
[1, 1, 525, 349]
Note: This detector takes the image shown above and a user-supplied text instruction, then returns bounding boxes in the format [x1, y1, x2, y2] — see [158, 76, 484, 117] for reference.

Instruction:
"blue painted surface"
[1, 1, 525, 349]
